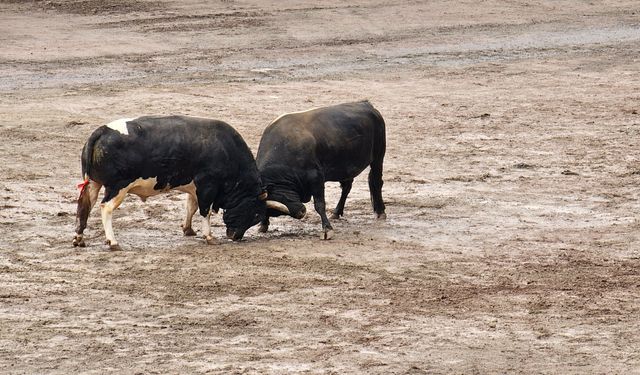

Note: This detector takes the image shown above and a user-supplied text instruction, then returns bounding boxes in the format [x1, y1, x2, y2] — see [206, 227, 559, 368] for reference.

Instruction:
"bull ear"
[258, 191, 268, 201]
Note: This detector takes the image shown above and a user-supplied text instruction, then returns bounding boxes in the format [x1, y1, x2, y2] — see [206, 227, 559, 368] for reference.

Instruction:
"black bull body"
[73, 115, 266, 250]
[256, 101, 386, 239]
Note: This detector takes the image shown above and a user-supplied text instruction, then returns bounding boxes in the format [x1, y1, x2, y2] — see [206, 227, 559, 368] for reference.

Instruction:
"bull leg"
[100, 187, 128, 251]
[312, 186, 333, 240]
[193, 176, 219, 245]
[331, 179, 353, 220]
[73, 180, 102, 247]
[258, 216, 270, 233]
[201, 211, 214, 244]
[181, 193, 198, 236]
[369, 159, 386, 220]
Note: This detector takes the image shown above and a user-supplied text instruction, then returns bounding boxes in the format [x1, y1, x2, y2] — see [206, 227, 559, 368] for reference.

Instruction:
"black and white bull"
[256, 101, 386, 239]
[72, 115, 267, 250]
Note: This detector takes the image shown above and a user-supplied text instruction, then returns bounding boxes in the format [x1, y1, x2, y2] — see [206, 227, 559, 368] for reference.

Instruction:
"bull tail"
[74, 126, 107, 247]
[368, 104, 386, 217]
[80, 126, 107, 181]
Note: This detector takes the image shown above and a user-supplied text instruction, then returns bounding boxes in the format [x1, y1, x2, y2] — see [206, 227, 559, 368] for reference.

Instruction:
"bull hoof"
[105, 240, 122, 251]
[72, 235, 86, 248]
[375, 212, 387, 220]
[109, 244, 123, 251]
[321, 229, 334, 240]
[204, 235, 215, 245]
[258, 224, 269, 233]
[182, 226, 197, 236]
[330, 212, 342, 220]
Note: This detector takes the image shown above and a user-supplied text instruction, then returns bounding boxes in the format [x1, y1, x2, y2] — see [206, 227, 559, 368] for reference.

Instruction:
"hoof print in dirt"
[561, 170, 579, 176]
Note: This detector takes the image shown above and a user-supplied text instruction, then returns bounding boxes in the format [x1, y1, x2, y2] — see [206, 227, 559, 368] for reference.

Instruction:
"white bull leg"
[202, 211, 214, 244]
[100, 188, 128, 251]
[182, 193, 198, 236]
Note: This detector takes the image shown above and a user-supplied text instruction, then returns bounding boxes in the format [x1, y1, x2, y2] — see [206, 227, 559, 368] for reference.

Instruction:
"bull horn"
[258, 191, 268, 201]
[266, 200, 290, 214]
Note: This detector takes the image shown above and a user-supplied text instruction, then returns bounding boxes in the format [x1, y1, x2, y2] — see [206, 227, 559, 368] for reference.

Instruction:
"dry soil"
[1, 0, 639, 373]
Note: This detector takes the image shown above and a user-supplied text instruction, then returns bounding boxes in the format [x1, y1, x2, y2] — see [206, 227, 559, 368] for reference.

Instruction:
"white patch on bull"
[106, 118, 135, 135]
[174, 181, 196, 196]
[126, 177, 195, 200]
[202, 211, 214, 244]
[98, 178, 201, 247]
[126, 177, 163, 198]
[100, 186, 129, 249]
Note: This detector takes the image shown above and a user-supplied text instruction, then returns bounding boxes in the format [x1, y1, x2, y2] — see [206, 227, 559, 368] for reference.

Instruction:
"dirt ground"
[1, 0, 639, 373]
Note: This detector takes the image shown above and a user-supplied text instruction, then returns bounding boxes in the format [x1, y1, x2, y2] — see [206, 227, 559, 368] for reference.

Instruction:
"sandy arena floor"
[1, 0, 639, 373]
